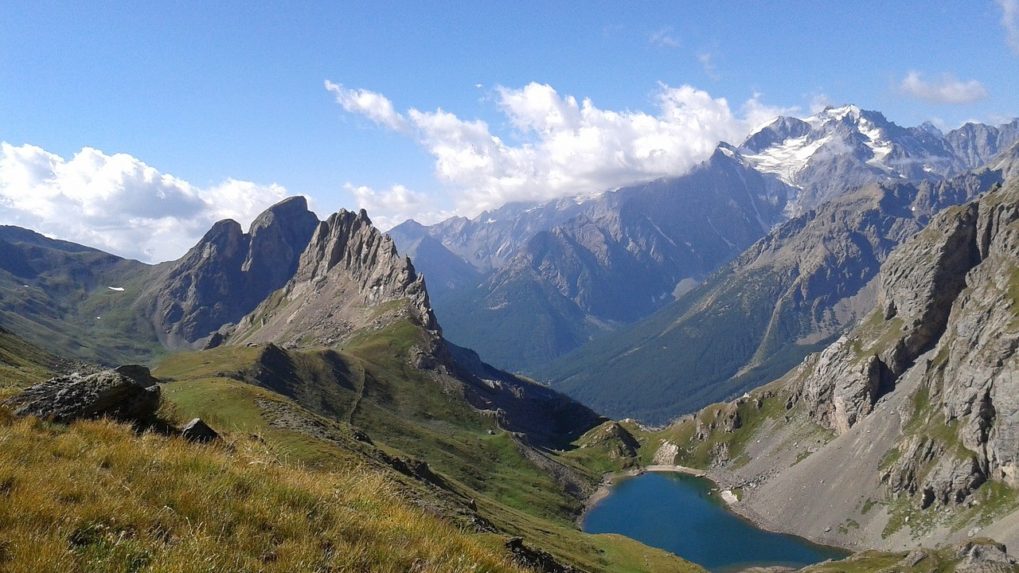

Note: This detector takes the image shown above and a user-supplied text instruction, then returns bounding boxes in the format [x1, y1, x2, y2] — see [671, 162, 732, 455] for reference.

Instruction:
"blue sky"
[1, 1, 1018, 261]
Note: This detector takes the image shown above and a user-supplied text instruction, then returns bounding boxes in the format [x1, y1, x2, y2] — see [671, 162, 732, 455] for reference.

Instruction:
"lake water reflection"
[582, 472, 848, 572]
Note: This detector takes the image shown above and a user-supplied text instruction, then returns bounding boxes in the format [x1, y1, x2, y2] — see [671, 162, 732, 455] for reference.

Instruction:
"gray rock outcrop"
[504, 536, 577, 573]
[955, 539, 1018, 572]
[798, 197, 985, 435]
[799, 338, 884, 435]
[148, 196, 319, 348]
[6, 365, 160, 423]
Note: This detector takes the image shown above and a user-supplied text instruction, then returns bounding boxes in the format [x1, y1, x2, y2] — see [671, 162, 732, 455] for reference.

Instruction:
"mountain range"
[4, 103, 1019, 571]
[392, 106, 1019, 420]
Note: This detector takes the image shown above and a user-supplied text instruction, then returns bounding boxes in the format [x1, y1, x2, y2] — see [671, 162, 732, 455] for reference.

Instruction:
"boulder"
[181, 418, 219, 443]
[956, 539, 1017, 572]
[6, 367, 160, 424]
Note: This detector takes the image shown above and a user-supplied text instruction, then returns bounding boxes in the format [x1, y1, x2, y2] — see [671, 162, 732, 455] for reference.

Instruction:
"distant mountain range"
[740, 106, 1018, 212]
[393, 149, 796, 370]
[543, 169, 1005, 423]
[391, 106, 1019, 385]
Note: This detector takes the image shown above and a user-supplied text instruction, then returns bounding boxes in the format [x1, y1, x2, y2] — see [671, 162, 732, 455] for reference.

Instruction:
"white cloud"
[897, 71, 988, 104]
[648, 28, 680, 49]
[324, 80, 407, 131]
[0, 142, 288, 263]
[998, 0, 1019, 53]
[344, 183, 452, 231]
[327, 80, 792, 216]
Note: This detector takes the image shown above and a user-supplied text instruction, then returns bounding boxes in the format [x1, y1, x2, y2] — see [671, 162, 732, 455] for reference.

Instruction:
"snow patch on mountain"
[741, 135, 831, 185]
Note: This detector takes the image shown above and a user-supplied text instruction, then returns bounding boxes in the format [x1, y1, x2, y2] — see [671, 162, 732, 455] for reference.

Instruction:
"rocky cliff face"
[229, 209, 437, 349]
[146, 196, 319, 348]
[650, 177, 1019, 552]
[929, 189, 1019, 488]
[797, 199, 983, 436]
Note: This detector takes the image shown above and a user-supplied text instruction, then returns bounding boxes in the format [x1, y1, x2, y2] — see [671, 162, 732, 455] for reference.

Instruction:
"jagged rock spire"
[229, 208, 438, 348]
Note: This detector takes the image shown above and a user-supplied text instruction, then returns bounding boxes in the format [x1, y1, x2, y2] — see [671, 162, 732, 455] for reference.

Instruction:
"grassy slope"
[0, 248, 164, 366]
[0, 327, 57, 396]
[0, 412, 527, 573]
[154, 321, 699, 573]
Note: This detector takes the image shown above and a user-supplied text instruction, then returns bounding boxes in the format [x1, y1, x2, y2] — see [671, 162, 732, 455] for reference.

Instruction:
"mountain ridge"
[392, 108, 1019, 374]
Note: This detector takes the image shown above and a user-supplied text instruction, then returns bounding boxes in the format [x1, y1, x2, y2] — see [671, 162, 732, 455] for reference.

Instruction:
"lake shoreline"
[579, 464, 851, 557]
[701, 466, 855, 554]
[579, 469, 849, 571]
[577, 464, 712, 527]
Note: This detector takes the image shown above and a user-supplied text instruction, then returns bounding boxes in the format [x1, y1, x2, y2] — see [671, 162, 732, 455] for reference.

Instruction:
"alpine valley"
[3, 103, 1019, 573]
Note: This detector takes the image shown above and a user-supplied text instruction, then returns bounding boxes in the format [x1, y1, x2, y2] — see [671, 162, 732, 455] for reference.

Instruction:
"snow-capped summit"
[737, 105, 1018, 213]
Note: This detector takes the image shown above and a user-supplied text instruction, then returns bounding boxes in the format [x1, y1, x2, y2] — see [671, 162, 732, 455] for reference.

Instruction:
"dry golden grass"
[0, 409, 526, 573]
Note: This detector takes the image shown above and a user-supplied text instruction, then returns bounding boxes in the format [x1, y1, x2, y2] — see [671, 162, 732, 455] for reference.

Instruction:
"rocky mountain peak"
[242, 195, 319, 287]
[741, 116, 812, 154]
[734, 105, 1019, 216]
[146, 196, 319, 348]
[813, 104, 883, 127]
[196, 219, 246, 260]
[919, 120, 943, 137]
[229, 208, 438, 348]
[299, 209, 433, 319]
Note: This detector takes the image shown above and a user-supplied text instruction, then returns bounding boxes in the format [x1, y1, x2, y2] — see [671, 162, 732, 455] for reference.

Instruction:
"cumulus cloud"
[998, 0, 1019, 53]
[324, 80, 407, 131]
[343, 183, 452, 231]
[0, 142, 288, 263]
[897, 71, 988, 104]
[327, 80, 791, 216]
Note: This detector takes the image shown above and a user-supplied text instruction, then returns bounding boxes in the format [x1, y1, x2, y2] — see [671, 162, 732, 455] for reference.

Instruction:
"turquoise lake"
[582, 472, 848, 572]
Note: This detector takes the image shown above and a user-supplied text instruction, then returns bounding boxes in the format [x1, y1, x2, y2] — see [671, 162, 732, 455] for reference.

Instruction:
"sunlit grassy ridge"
[0, 316, 700, 571]
[153, 321, 702, 572]
[0, 410, 526, 573]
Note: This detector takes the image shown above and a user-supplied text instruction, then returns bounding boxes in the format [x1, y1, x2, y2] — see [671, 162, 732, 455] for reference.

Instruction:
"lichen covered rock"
[6, 366, 160, 424]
